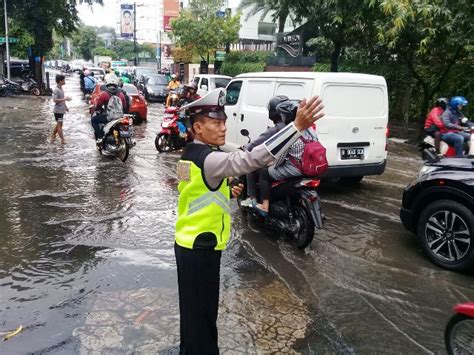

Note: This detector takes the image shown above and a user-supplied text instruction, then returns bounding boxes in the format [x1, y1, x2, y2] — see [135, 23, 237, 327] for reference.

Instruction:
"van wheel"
[341, 176, 364, 184]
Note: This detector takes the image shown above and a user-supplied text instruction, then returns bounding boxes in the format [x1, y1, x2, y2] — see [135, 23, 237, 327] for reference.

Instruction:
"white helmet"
[104, 73, 119, 86]
[171, 74, 177, 79]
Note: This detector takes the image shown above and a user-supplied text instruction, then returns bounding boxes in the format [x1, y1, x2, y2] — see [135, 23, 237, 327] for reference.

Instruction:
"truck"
[93, 55, 112, 69]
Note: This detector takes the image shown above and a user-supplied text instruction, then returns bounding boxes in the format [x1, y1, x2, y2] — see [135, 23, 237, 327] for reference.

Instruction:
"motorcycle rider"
[240, 95, 289, 208]
[174, 88, 324, 354]
[166, 74, 181, 107]
[91, 74, 127, 143]
[181, 82, 200, 105]
[254, 99, 319, 216]
[441, 96, 472, 157]
[84, 70, 97, 95]
[424, 98, 447, 154]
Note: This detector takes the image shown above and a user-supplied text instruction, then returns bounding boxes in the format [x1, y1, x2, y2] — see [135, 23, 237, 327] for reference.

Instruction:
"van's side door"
[237, 79, 276, 147]
[223, 80, 244, 151]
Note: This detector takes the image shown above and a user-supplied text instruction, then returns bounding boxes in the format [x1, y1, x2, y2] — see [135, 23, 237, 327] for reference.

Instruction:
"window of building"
[258, 22, 277, 36]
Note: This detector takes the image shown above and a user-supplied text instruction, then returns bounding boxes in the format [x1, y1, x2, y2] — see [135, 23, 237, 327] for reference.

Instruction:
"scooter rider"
[174, 88, 324, 354]
[240, 95, 289, 208]
[91, 74, 127, 143]
[424, 98, 447, 154]
[441, 96, 472, 156]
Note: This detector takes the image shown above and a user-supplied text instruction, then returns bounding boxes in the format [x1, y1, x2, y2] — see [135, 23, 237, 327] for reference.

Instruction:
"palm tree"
[239, 0, 291, 33]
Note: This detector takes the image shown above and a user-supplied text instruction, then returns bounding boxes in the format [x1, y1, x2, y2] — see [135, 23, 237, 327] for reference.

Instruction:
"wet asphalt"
[0, 73, 473, 354]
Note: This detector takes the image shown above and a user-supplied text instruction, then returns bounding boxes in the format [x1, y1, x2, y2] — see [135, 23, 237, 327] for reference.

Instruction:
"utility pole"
[4, 0, 10, 79]
[133, 2, 138, 66]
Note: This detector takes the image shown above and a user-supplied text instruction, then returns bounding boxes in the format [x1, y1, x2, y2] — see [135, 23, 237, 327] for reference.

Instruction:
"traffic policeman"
[174, 88, 324, 354]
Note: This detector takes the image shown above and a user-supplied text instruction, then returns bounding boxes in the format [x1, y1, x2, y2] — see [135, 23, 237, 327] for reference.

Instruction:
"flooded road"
[0, 74, 472, 354]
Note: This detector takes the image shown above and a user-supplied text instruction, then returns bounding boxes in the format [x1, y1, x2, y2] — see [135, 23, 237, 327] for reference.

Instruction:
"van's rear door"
[317, 81, 388, 167]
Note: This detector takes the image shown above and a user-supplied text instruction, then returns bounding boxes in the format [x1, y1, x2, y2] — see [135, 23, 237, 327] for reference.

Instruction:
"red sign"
[164, 0, 179, 31]
[164, 16, 177, 32]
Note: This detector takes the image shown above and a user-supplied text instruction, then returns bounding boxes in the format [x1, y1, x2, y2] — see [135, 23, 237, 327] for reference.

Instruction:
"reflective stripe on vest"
[175, 158, 231, 251]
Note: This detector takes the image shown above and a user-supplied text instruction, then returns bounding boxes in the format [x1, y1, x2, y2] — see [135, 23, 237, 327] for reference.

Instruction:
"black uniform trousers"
[174, 243, 221, 355]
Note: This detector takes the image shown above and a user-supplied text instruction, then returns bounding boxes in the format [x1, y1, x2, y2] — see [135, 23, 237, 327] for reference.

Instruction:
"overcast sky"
[78, 0, 242, 28]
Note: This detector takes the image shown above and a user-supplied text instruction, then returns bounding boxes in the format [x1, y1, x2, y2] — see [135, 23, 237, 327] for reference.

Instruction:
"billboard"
[121, 4, 134, 38]
[163, 0, 179, 32]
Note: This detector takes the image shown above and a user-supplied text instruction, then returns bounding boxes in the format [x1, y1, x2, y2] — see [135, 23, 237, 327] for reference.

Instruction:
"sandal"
[252, 200, 268, 217]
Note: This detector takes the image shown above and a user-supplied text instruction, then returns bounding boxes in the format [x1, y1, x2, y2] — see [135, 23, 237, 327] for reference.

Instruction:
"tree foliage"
[4, 0, 102, 55]
[374, 0, 473, 127]
[170, 0, 241, 62]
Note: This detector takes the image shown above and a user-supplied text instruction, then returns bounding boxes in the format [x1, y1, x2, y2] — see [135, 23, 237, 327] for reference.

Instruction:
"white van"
[223, 72, 389, 180]
[193, 74, 232, 96]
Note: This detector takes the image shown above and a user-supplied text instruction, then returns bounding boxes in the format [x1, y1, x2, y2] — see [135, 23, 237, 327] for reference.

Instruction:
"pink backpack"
[293, 136, 328, 177]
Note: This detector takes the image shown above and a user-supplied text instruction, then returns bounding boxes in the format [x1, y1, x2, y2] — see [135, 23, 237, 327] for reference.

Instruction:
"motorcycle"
[445, 302, 474, 354]
[0, 79, 15, 97]
[95, 114, 135, 162]
[421, 126, 474, 161]
[3, 77, 40, 96]
[236, 129, 323, 249]
[166, 89, 181, 108]
[155, 107, 192, 152]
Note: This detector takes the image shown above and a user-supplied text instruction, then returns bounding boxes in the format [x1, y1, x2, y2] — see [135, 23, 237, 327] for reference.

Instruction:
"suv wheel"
[417, 200, 473, 271]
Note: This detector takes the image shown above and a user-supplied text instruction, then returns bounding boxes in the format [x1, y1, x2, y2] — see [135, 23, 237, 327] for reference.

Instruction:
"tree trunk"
[330, 41, 342, 72]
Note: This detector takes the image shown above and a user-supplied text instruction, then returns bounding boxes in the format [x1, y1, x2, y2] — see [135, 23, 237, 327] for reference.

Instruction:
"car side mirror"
[240, 129, 249, 137]
[201, 85, 208, 91]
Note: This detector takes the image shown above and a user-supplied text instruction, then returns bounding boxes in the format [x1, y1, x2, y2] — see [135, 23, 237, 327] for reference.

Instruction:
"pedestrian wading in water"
[51, 74, 71, 144]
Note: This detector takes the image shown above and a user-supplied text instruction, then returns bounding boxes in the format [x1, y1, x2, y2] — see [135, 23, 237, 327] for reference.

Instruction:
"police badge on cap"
[181, 89, 228, 120]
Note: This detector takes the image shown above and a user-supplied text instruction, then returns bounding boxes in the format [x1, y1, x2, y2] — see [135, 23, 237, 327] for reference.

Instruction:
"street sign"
[0, 37, 20, 43]
[215, 50, 226, 61]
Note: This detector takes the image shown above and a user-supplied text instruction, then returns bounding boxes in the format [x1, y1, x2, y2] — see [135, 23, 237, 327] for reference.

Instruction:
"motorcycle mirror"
[240, 129, 249, 137]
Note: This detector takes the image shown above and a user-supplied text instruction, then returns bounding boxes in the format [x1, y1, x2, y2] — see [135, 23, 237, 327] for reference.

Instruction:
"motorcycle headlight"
[162, 121, 169, 128]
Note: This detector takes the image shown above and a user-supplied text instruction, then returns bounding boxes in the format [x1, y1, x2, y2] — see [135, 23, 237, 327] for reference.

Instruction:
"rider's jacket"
[441, 107, 466, 133]
[424, 107, 445, 130]
[175, 143, 231, 250]
[168, 80, 180, 90]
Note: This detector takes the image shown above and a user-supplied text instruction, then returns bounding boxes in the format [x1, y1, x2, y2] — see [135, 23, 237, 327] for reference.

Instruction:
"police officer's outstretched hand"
[294, 96, 324, 132]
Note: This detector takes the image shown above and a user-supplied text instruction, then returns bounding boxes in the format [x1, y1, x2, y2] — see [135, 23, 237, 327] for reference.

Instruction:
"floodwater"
[0, 74, 472, 354]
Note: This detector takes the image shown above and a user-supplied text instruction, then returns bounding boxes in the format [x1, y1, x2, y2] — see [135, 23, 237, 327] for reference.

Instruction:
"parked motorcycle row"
[0, 72, 40, 97]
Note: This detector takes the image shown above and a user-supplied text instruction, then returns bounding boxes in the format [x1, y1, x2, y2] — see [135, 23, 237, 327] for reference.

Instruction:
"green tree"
[71, 25, 99, 60]
[2, 0, 102, 84]
[239, 0, 291, 33]
[92, 46, 117, 58]
[170, 0, 241, 64]
[374, 0, 473, 130]
[290, 0, 377, 72]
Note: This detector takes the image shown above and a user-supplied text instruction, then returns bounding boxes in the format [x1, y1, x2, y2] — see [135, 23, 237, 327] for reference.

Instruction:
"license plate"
[341, 148, 364, 160]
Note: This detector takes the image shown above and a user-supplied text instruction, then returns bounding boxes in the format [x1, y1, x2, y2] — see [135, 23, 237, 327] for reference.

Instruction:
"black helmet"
[268, 95, 289, 123]
[276, 99, 300, 124]
[435, 97, 448, 110]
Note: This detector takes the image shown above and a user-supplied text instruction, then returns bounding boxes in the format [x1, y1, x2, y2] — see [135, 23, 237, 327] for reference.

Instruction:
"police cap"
[182, 88, 227, 120]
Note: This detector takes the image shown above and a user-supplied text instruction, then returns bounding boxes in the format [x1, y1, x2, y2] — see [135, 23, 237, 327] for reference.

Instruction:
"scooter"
[445, 302, 474, 354]
[96, 114, 136, 162]
[4, 76, 40, 96]
[421, 126, 474, 161]
[237, 129, 323, 249]
[154, 107, 192, 152]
